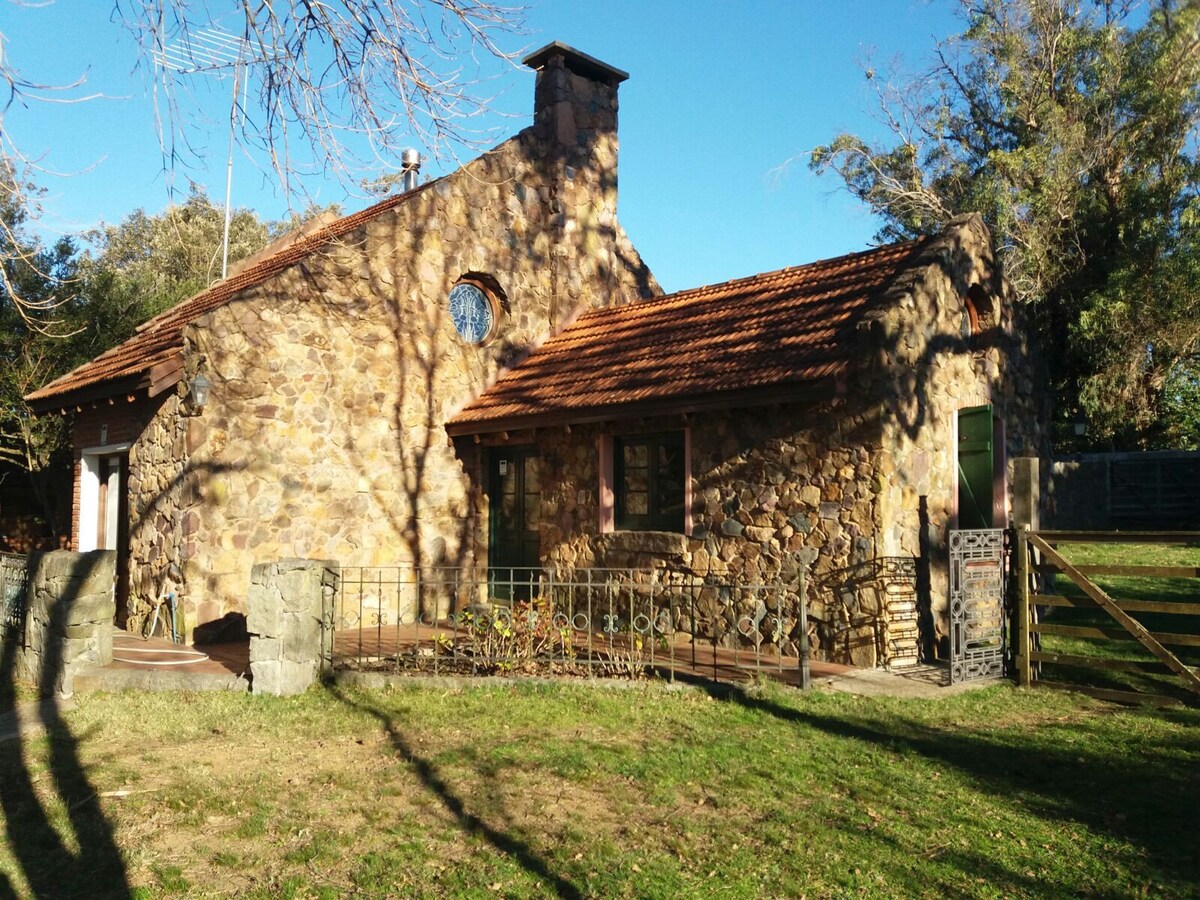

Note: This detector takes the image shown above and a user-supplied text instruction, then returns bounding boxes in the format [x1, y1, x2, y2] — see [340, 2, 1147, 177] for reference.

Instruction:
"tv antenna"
[154, 27, 251, 280]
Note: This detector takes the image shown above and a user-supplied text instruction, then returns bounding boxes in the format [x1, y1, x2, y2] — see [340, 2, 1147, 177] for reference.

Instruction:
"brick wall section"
[69, 394, 171, 552]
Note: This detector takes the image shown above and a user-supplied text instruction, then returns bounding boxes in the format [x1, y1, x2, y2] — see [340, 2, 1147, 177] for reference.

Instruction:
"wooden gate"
[1013, 529, 1200, 706]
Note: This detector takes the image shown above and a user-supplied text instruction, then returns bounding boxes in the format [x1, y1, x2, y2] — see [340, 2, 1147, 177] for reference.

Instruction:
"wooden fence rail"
[1013, 528, 1200, 707]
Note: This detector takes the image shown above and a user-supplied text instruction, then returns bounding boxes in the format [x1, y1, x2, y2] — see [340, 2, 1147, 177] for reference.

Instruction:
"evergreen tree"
[812, 0, 1200, 448]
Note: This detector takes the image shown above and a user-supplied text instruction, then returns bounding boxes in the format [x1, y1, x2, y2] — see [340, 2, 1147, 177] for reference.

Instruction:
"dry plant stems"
[0, 17, 103, 328]
[449, 599, 567, 674]
[438, 597, 662, 679]
[114, 0, 527, 207]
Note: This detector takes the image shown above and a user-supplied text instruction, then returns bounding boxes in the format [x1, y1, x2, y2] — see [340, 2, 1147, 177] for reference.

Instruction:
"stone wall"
[126, 393, 187, 624]
[467, 400, 892, 666]
[865, 215, 1044, 657]
[15, 550, 115, 696]
[122, 51, 657, 634]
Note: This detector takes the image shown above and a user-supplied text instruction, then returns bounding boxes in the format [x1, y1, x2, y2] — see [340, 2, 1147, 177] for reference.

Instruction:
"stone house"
[448, 215, 1041, 666]
[26, 42, 656, 630]
[27, 42, 1040, 666]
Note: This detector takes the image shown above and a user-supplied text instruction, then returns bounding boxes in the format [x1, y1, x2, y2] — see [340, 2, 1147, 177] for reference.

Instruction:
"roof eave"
[25, 373, 151, 416]
[446, 378, 840, 438]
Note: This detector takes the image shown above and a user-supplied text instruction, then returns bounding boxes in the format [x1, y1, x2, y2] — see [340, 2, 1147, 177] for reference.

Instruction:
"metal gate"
[1, 553, 29, 637]
[949, 529, 1007, 683]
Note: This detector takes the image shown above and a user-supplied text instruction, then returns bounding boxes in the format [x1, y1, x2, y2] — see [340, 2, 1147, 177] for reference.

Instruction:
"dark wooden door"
[488, 447, 541, 602]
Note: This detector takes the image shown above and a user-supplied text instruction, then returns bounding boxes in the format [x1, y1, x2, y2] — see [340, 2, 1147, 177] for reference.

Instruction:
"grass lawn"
[0, 682, 1196, 898]
[1035, 540, 1200, 699]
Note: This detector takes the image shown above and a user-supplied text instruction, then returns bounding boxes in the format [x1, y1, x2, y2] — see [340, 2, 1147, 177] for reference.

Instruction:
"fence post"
[1015, 525, 1032, 687]
[799, 570, 811, 691]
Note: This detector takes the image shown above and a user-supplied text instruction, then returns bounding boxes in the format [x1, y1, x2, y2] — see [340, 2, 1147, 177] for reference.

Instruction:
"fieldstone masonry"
[16, 550, 115, 696]
[116, 46, 655, 636]
[247, 559, 338, 696]
[51, 47, 1046, 671]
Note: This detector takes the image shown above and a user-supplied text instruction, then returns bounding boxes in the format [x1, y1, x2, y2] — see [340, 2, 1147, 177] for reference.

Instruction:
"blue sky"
[4, 1, 961, 293]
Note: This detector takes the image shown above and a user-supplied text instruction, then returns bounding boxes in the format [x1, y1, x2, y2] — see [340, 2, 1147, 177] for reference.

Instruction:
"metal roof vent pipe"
[400, 148, 421, 191]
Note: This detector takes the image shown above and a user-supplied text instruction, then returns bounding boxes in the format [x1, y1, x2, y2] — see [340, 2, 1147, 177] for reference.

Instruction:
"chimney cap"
[522, 41, 629, 85]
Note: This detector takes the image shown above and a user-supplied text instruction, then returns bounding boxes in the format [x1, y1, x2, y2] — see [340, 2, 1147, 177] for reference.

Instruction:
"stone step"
[72, 666, 249, 694]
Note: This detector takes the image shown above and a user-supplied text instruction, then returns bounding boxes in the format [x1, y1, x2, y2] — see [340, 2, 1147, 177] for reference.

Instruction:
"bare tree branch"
[113, 0, 527, 206]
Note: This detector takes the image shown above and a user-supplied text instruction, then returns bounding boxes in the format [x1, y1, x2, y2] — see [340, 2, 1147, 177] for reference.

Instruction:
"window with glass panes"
[615, 433, 685, 531]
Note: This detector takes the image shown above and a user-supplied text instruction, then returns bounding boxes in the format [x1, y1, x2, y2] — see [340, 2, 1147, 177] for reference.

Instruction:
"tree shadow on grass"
[710, 685, 1200, 892]
[0, 552, 130, 898]
[326, 683, 582, 899]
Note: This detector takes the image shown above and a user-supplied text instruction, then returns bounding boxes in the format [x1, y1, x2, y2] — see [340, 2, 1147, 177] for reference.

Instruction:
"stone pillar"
[1012, 457, 1040, 529]
[17, 550, 116, 696]
[247, 559, 338, 696]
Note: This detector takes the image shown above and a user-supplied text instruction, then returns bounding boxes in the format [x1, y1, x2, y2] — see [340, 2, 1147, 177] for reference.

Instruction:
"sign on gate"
[949, 529, 1007, 683]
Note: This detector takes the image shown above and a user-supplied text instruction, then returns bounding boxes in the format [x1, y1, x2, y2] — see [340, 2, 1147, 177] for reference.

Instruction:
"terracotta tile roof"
[25, 180, 439, 410]
[447, 236, 929, 434]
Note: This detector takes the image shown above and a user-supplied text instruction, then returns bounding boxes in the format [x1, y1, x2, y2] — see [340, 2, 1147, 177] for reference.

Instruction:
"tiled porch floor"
[110, 629, 249, 678]
[83, 627, 853, 690]
[78, 628, 975, 698]
[331, 625, 855, 686]
[73, 630, 252, 691]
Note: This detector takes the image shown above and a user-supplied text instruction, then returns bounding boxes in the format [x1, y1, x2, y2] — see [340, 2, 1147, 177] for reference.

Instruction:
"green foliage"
[0, 163, 78, 533]
[76, 186, 276, 346]
[0, 181, 275, 535]
[812, 0, 1200, 448]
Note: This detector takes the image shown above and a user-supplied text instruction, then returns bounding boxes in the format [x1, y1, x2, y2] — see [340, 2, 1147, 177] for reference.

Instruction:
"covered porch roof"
[446, 235, 929, 436]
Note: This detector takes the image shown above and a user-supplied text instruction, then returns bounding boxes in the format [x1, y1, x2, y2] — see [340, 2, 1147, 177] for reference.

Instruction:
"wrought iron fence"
[328, 566, 810, 687]
[1, 553, 30, 638]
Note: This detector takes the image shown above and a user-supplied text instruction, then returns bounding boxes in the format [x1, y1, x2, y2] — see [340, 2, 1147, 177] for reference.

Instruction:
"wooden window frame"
[614, 432, 686, 533]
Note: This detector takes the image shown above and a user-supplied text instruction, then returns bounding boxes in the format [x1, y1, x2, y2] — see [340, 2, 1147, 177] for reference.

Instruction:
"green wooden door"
[957, 405, 994, 529]
[488, 447, 541, 601]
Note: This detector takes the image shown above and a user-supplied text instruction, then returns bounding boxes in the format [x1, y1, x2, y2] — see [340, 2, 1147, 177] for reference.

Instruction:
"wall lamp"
[190, 372, 212, 409]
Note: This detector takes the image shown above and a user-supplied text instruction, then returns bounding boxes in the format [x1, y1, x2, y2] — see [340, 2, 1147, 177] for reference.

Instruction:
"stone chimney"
[523, 41, 628, 152]
[522, 43, 629, 314]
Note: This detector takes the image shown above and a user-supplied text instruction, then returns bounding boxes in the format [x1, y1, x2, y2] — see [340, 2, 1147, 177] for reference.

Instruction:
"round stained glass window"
[448, 281, 498, 344]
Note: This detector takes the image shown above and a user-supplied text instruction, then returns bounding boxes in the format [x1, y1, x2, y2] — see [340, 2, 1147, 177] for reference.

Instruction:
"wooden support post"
[1016, 525, 1032, 687]
[1012, 458, 1040, 530]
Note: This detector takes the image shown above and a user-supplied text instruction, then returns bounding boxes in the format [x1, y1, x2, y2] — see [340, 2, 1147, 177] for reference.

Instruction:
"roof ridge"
[28, 127, 548, 407]
[588, 235, 927, 318]
[130, 178, 442, 337]
[447, 228, 949, 433]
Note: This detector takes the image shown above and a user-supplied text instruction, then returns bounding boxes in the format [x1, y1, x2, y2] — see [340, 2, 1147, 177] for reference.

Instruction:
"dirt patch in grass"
[63, 707, 646, 897]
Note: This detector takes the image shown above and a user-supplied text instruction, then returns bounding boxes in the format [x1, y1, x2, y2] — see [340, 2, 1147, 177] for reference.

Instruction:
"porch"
[71, 625, 851, 693]
[73, 628, 982, 698]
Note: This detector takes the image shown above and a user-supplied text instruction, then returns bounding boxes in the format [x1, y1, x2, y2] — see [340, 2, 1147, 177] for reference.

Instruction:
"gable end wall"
[125, 111, 657, 631]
